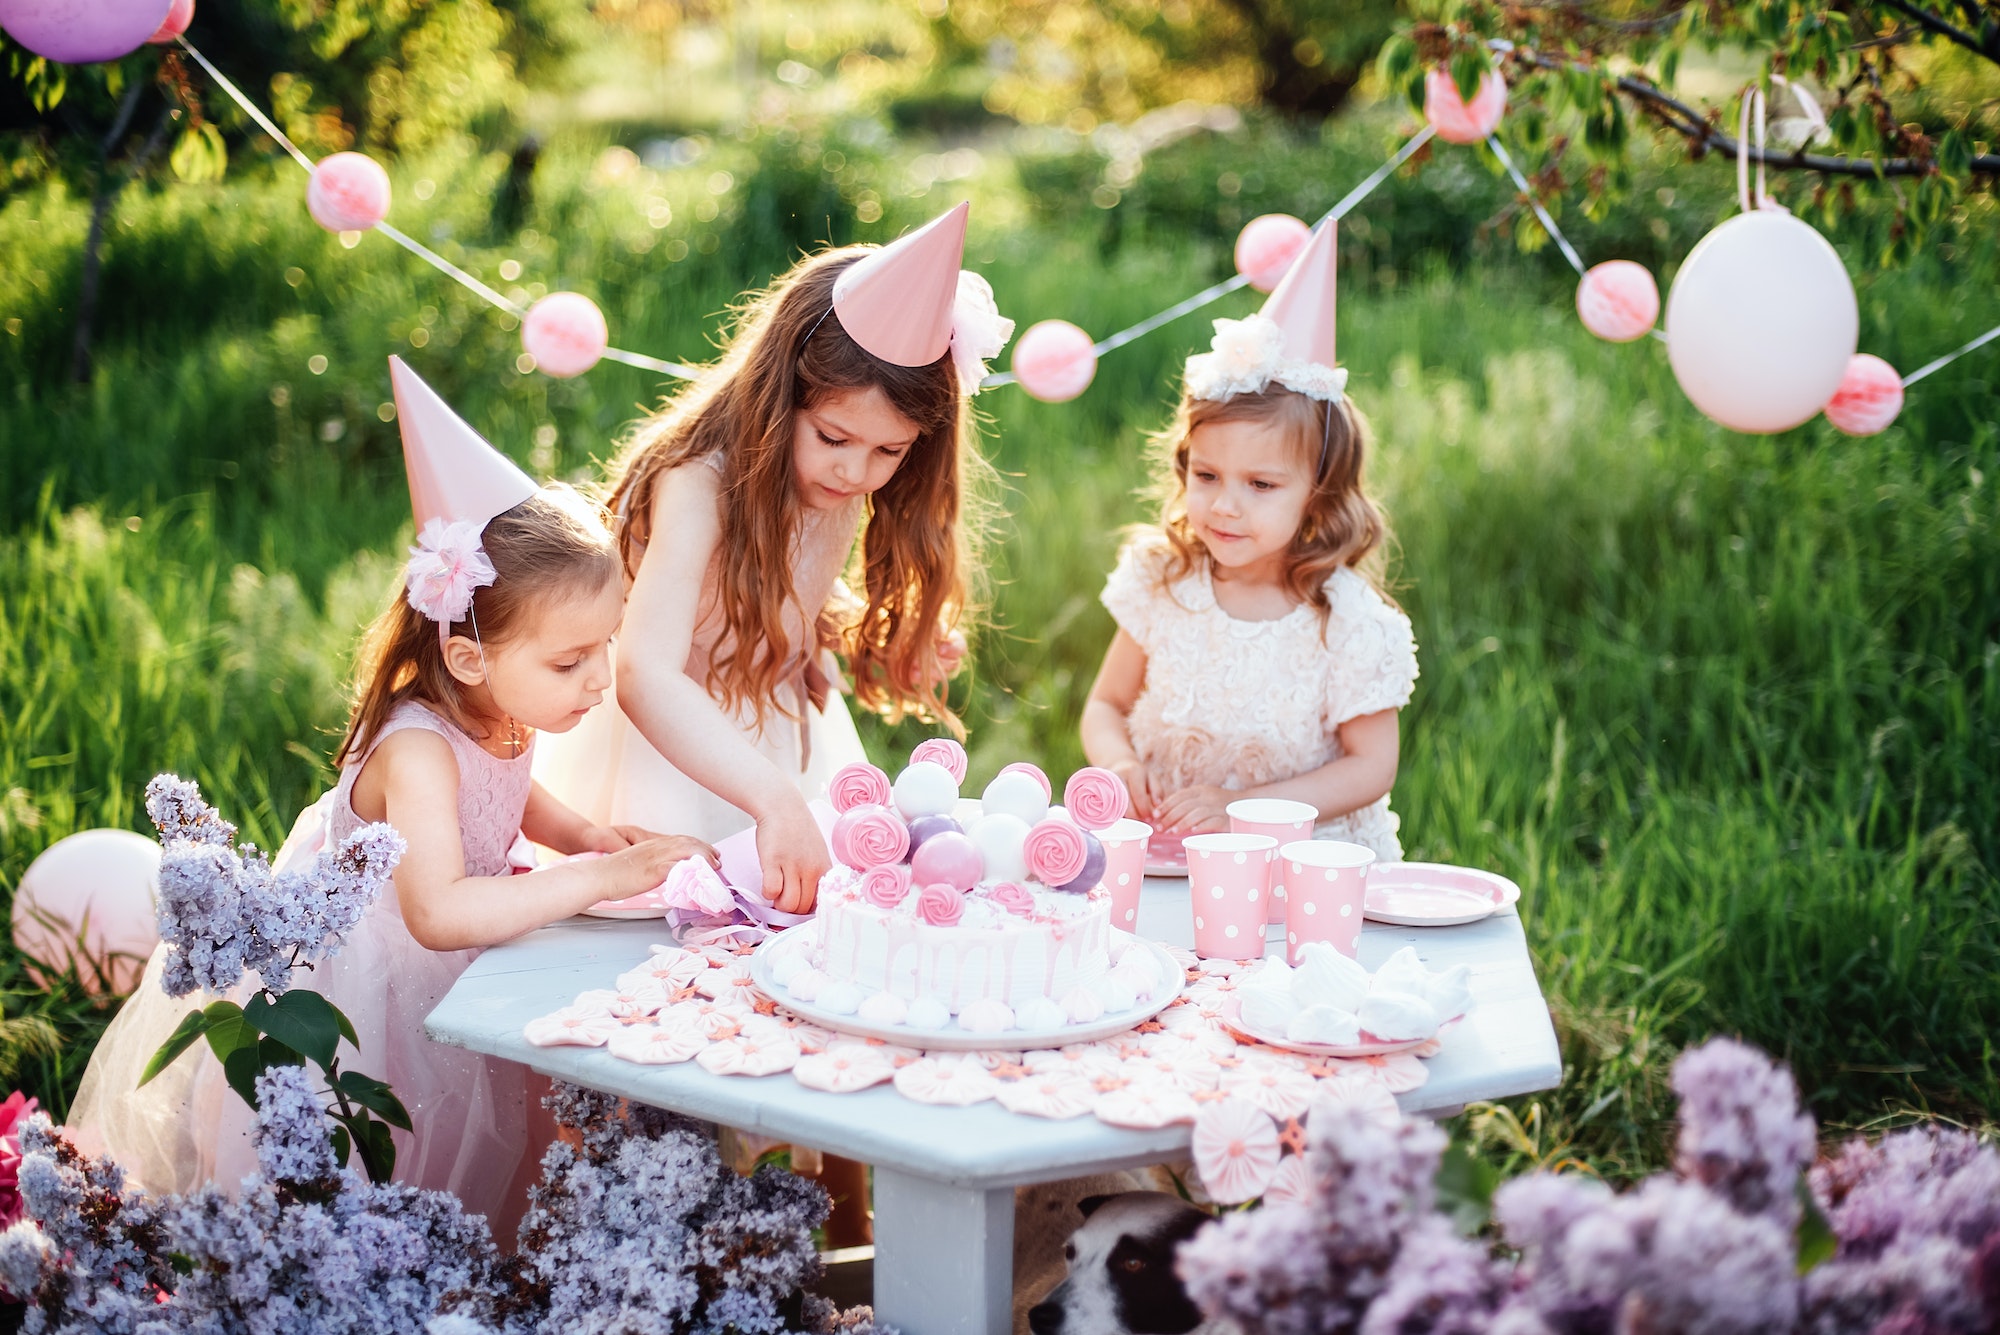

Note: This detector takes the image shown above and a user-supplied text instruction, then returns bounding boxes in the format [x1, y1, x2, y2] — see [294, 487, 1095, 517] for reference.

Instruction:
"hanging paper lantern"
[1234, 214, 1312, 293]
[1011, 319, 1098, 403]
[1823, 354, 1904, 436]
[146, 0, 192, 43]
[522, 292, 609, 378]
[1423, 67, 1508, 146]
[11, 829, 160, 995]
[1664, 211, 1857, 434]
[1576, 260, 1660, 343]
[0, 0, 172, 63]
[307, 152, 392, 232]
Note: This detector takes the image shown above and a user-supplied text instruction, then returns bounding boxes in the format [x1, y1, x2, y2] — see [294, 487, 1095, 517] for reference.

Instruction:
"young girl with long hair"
[72, 360, 712, 1218]
[1082, 226, 1419, 858]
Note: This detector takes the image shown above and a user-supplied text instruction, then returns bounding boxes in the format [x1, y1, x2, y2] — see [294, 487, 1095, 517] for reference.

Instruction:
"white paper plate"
[1217, 993, 1462, 1058]
[751, 928, 1184, 1052]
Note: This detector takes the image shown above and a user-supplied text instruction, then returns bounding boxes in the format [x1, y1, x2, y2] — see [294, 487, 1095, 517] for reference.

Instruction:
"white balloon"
[13, 828, 160, 994]
[1665, 211, 1857, 434]
[979, 771, 1049, 826]
[967, 813, 1030, 883]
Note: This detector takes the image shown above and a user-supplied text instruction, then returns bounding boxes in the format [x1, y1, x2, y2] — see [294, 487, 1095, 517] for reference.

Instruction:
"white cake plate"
[1217, 993, 1465, 1059]
[751, 928, 1185, 1052]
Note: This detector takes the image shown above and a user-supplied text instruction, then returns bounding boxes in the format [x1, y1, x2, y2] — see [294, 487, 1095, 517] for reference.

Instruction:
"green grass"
[2, 130, 1995, 1170]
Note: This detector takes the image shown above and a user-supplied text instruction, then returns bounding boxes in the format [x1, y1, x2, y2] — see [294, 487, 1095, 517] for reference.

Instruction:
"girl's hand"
[598, 836, 712, 900]
[935, 628, 967, 680]
[1108, 758, 1157, 822]
[757, 799, 831, 915]
[1154, 785, 1234, 835]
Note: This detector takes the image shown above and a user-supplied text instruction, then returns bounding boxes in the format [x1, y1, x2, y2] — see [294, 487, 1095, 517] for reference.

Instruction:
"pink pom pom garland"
[1024, 816, 1089, 887]
[1011, 320, 1099, 403]
[147, 0, 193, 43]
[1234, 214, 1312, 293]
[828, 762, 892, 813]
[1063, 766, 1130, 831]
[1576, 260, 1660, 343]
[1823, 354, 1905, 436]
[522, 292, 609, 379]
[1423, 67, 1508, 145]
[306, 152, 392, 233]
[910, 737, 969, 784]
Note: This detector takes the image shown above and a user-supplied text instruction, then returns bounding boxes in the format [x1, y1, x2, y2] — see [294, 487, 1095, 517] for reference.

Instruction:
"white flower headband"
[405, 517, 497, 641]
[947, 270, 1015, 393]
[1184, 313, 1348, 405]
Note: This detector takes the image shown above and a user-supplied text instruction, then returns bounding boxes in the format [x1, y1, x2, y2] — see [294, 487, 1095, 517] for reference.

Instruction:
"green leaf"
[1434, 1142, 1501, 1236]
[221, 1035, 304, 1110]
[169, 122, 227, 185]
[247, 990, 342, 1067]
[326, 1000, 360, 1051]
[1450, 48, 1487, 105]
[1796, 1175, 1837, 1273]
[353, 1115, 397, 1184]
[331, 1123, 351, 1170]
[336, 1069, 413, 1131]
[204, 1000, 259, 1066]
[140, 1007, 214, 1086]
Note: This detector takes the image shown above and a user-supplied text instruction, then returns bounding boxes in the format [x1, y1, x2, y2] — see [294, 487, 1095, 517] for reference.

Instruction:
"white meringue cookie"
[1285, 1004, 1361, 1046]
[1238, 958, 1294, 994]
[1238, 986, 1303, 1035]
[905, 997, 952, 1030]
[958, 998, 1016, 1034]
[771, 954, 809, 987]
[1015, 996, 1069, 1031]
[1088, 974, 1138, 1014]
[1422, 963, 1473, 1020]
[1368, 946, 1431, 999]
[856, 992, 910, 1026]
[1110, 952, 1159, 998]
[1060, 986, 1106, 1025]
[1357, 990, 1439, 1041]
[1293, 942, 1370, 1013]
[787, 968, 831, 1003]
[817, 981, 864, 1015]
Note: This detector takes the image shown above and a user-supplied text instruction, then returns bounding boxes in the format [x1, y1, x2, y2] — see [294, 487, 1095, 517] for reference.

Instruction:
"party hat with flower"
[828, 201, 1015, 391]
[387, 355, 537, 633]
[1185, 220, 1347, 404]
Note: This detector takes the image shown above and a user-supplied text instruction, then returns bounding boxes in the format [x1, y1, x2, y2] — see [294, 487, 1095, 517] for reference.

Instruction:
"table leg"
[870, 1168, 1014, 1335]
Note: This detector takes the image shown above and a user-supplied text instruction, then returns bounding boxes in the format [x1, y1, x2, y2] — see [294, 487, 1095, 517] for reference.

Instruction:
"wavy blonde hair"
[1146, 386, 1393, 625]
[605, 247, 988, 734]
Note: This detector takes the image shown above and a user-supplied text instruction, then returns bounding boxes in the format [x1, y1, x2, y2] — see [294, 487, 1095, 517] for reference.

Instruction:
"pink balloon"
[0, 0, 171, 63]
[11, 829, 159, 995]
[523, 292, 609, 379]
[1010, 319, 1097, 404]
[1235, 213, 1311, 293]
[307, 152, 391, 232]
[1576, 260, 1660, 343]
[1823, 354, 1904, 436]
[146, 0, 192, 43]
[1424, 67, 1508, 145]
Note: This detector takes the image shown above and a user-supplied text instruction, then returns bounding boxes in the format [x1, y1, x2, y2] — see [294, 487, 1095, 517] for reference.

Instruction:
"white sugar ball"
[980, 771, 1050, 825]
[967, 813, 1030, 884]
[893, 761, 960, 819]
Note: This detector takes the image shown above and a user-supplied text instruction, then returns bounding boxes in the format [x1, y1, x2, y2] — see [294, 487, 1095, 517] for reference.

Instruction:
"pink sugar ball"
[522, 292, 609, 379]
[147, 0, 193, 42]
[1011, 319, 1098, 403]
[306, 152, 391, 232]
[1576, 260, 1660, 343]
[1423, 67, 1508, 146]
[1235, 213, 1312, 293]
[910, 830, 984, 893]
[1823, 354, 1904, 436]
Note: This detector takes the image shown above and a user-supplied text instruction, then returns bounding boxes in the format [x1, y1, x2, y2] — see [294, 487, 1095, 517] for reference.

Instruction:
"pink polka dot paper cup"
[1278, 840, 1376, 965]
[1227, 798, 1319, 924]
[1096, 819, 1153, 932]
[1184, 833, 1278, 960]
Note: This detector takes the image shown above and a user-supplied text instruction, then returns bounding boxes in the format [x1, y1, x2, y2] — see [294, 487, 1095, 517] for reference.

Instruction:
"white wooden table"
[425, 877, 1560, 1335]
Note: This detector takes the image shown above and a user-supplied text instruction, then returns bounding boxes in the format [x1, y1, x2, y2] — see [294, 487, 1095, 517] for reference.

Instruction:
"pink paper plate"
[1218, 994, 1461, 1059]
[1363, 862, 1520, 927]
[1144, 831, 1189, 877]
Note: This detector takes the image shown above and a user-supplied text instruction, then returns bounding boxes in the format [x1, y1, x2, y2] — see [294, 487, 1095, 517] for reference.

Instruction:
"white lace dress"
[1100, 535, 1420, 860]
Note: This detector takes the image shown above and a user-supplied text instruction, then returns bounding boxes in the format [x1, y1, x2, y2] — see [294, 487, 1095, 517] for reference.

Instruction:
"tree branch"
[1871, 0, 2000, 59]
[1515, 47, 2000, 176]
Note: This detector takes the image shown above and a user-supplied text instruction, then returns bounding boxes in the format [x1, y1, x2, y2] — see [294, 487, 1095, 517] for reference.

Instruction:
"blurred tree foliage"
[910, 0, 1404, 126]
[1377, 0, 2000, 264]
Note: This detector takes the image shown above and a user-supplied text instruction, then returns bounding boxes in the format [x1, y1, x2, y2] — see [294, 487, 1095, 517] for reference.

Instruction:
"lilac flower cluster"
[1175, 1038, 2000, 1335]
[146, 774, 403, 996]
[252, 1065, 339, 1184]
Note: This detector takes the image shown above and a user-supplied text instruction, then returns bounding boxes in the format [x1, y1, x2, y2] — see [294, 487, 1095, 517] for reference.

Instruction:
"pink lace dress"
[533, 452, 870, 843]
[1100, 535, 1420, 860]
[68, 701, 535, 1218]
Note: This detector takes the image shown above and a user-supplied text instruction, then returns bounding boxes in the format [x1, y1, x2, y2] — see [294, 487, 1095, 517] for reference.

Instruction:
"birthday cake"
[766, 740, 1167, 1035]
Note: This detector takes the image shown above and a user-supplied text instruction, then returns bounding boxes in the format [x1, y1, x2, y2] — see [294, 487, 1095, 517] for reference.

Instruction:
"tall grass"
[2, 129, 1995, 1164]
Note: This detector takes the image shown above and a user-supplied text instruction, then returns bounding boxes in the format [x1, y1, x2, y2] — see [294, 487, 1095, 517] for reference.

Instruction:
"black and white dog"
[1025, 1193, 1229, 1335]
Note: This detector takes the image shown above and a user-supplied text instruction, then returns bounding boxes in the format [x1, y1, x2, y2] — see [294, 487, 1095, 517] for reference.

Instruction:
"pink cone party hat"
[1184, 220, 1346, 404]
[389, 356, 536, 533]
[833, 201, 970, 367]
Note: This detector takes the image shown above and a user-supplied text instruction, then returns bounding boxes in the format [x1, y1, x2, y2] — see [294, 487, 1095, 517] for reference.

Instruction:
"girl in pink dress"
[70, 359, 711, 1219]
[1082, 224, 1419, 860]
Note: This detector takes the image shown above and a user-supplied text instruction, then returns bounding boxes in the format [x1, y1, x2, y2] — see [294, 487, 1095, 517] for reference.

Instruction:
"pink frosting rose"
[1024, 815, 1089, 887]
[1062, 766, 1130, 831]
[915, 882, 966, 926]
[828, 761, 892, 813]
[910, 738, 969, 784]
[831, 803, 911, 869]
[985, 881, 1037, 917]
[860, 863, 913, 909]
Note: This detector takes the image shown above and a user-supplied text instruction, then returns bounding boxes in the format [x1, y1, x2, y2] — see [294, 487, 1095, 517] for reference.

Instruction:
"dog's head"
[1026, 1192, 1214, 1335]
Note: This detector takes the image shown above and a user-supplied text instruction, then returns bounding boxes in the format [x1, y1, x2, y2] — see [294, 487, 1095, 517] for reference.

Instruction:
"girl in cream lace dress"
[1081, 222, 1417, 859]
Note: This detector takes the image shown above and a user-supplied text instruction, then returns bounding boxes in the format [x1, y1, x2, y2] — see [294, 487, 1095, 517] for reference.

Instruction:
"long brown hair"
[606, 247, 987, 733]
[1147, 386, 1393, 625]
[337, 485, 620, 765]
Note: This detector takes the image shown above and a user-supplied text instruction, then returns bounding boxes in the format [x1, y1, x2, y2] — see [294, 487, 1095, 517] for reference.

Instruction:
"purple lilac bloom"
[1670, 1037, 1817, 1223]
[145, 774, 238, 846]
[1358, 1216, 1507, 1335]
[253, 1065, 338, 1184]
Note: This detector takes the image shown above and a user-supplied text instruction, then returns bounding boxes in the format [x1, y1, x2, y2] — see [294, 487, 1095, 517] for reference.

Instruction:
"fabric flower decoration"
[1191, 1097, 1281, 1204]
[948, 270, 1015, 393]
[1182, 312, 1350, 405]
[404, 518, 497, 626]
[659, 856, 734, 917]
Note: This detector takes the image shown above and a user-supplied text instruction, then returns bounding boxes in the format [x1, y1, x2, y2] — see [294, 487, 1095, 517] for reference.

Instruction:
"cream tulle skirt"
[66, 797, 531, 1218]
